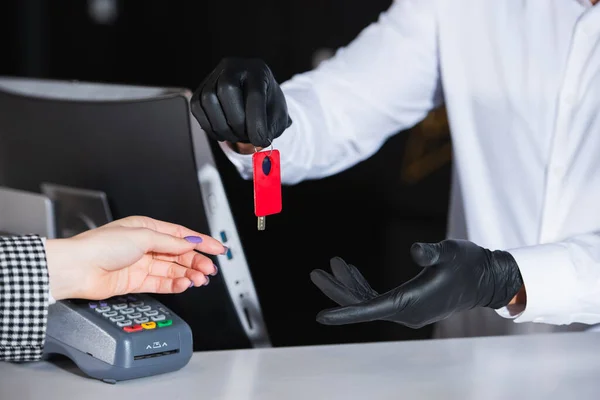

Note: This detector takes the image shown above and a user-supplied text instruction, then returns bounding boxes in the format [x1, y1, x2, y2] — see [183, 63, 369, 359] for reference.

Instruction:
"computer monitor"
[0, 76, 270, 350]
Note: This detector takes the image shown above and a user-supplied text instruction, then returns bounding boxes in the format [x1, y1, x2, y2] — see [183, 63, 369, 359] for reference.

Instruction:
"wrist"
[486, 250, 524, 309]
[46, 238, 82, 301]
[508, 285, 526, 305]
[228, 141, 259, 154]
[503, 285, 527, 316]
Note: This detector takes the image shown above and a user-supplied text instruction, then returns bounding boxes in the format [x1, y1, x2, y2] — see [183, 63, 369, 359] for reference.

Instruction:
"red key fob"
[253, 149, 282, 218]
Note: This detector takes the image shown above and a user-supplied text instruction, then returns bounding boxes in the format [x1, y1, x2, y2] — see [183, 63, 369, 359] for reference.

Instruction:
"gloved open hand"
[310, 239, 524, 328]
[191, 58, 292, 148]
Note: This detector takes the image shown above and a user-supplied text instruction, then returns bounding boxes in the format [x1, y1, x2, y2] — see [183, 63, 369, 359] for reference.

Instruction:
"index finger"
[310, 269, 365, 306]
[244, 73, 270, 147]
[114, 216, 227, 255]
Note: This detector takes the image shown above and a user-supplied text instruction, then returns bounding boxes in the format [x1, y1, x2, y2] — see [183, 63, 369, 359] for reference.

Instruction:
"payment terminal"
[44, 294, 193, 384]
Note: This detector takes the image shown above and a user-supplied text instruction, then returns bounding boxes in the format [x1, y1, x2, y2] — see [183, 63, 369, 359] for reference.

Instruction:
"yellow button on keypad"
[141, 322, 156, 330]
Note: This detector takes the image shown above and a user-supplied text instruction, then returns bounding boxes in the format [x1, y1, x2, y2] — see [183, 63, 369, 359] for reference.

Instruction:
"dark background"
[0, 0, 452, 347]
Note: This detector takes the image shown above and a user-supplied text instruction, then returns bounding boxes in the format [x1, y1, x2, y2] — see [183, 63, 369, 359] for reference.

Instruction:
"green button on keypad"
[157, 319, 172, 328]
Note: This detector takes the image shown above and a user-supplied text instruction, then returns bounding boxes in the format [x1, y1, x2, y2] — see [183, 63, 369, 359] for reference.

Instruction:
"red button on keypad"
[123, 324, 143, 333]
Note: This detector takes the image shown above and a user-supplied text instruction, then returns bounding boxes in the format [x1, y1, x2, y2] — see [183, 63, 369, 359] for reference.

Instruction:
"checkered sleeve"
[0, 235, 49, 361]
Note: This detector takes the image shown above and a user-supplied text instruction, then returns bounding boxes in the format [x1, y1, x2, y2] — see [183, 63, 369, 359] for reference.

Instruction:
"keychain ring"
[254, 139, 274, 156]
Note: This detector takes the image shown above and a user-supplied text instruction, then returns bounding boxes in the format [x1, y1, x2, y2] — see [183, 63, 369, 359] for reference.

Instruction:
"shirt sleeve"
[220, 0, 443, 184]
[0, 235, 50, 361]
[495, 232, 600, 325]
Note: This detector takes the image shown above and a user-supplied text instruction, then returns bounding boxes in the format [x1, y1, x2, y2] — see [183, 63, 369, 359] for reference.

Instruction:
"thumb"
[410, 242, 451, 267]
[316, 293, 397, 325]
[133, 228, 197, 255]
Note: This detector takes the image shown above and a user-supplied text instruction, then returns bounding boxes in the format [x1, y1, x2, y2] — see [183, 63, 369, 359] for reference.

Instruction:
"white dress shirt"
[221, 0, 600, 328]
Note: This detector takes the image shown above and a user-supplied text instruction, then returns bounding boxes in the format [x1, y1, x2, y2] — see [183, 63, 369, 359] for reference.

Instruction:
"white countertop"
[2, 331, 600, 400]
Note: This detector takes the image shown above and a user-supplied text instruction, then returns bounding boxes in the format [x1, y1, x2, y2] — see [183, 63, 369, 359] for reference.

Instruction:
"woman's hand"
[45, 216, 227, 301]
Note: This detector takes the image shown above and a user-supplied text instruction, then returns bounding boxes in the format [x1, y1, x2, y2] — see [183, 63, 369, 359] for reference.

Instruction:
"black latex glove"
[190, 58, 292, 148]
[310, 239, 523, 328]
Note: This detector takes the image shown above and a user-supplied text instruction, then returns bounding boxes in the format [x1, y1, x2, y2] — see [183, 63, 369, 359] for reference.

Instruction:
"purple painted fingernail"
[189, 281, 195, 288]
[221, 246, 229, 255]
[185, 236, 203, 243]
[211, 264, 219, 276]
[204, 276, 210, 286]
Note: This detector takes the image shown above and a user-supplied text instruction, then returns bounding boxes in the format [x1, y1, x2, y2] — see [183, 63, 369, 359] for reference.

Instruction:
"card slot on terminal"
[134, 349, 180, 361]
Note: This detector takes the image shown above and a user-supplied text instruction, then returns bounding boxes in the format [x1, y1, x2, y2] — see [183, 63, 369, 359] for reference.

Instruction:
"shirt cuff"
[40, 237, 56, 306]
[48, 291, 56, 305]
[495, 243, 578, 324]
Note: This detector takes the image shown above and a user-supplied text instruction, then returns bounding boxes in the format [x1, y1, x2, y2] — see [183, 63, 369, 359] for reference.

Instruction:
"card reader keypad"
[87, 296, 173, 333]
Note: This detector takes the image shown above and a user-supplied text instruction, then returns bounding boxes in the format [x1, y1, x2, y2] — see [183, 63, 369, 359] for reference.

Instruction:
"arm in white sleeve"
[221, 0, 443, 184]
[495, 232, 600, 325]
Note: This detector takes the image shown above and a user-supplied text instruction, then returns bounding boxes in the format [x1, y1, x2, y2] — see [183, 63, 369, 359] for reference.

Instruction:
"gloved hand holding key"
[191, 58, 286, 230]
[190, 58, 292, 149]
[311, 239, 525, 328]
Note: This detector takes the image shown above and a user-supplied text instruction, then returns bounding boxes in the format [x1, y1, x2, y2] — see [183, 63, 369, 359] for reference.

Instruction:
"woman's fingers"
[132, 276, 193, 294]
[115, 216, 227, 256]
[129, 229, 199, 255]
[146, 259, 209, 287]
[177, 251, 218, 276]
[153, 250, 218, 277]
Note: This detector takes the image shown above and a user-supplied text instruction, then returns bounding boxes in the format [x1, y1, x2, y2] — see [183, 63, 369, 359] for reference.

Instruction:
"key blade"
[257, 216, 266, 231]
